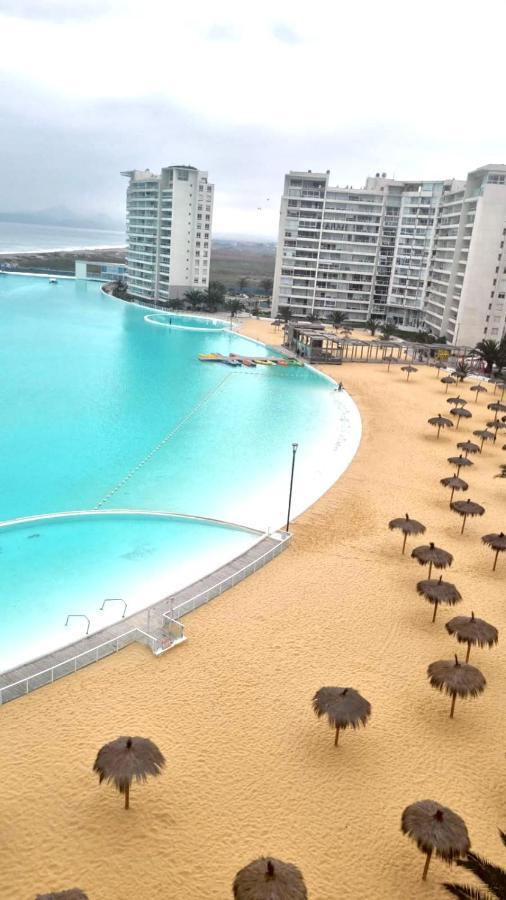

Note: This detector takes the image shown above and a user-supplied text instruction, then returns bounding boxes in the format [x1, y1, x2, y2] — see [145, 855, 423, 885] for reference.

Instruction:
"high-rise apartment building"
[121, 165, 214, 303]
[272, 166, 506, 346]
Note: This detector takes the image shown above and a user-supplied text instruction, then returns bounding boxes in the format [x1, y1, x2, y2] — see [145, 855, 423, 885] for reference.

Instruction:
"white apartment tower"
[272, 166, 506, 346]
[121, 165, 214, 303]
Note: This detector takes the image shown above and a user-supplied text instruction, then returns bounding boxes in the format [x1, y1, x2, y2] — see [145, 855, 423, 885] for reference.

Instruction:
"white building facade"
[121, 165, 214, 303]
[272, 166, 506, 345]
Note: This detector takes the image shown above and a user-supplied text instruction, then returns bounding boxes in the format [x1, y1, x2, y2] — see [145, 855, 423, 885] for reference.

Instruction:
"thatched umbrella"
[401, 799, 470, 881]
[233, 857, 307, 899]
[450, 407, 472, 430]
[473, 428, 495, 450]
[388, 513, 426, 553]
[493, 380, 506, 399]
[456, 440, 480, 457]
[447, 455, 473, 475]
[93, 736, 165, 809]
[440, 476, 468, 504]
[470, 384, 488, 402]
[427, 654, 486, 718]
[312, 686, 371, 747]
[441, 375, 457, 393]
[36, 892, 89, 900]
[487, 401, 506, 419]
[445, 612, 498, 663]
[481, 532, 506, 571]
[450, 499, 485, 534]
[487, 419, 506, 442]
[384, 355, 399, 372]
[416, 575, 462, 623]
[401, 365, 418, 381]
[428, 414, 453, 439]
[411, 542, 453, 579]
[446, 396, 467, 407]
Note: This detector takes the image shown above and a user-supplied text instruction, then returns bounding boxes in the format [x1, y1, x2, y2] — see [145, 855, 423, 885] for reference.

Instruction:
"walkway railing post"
[286, 442, 299, 531]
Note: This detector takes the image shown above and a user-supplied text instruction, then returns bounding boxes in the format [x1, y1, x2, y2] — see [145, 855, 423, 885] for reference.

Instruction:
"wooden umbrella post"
[125, 784, 130, 810]
[465, 643, 471, 663]
[334, 726, 340, 747]
[402, 532, 408, 555]
[432, 601, 438, 624]
[422, 849, 432, 881]
[428, 561, 433, 579]
[450, 693, 457, 718]
[493, 549, 500, 571]
[461, 515, 467, 534]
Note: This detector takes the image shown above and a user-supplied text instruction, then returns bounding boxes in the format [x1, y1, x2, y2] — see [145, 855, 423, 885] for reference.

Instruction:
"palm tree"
[365, 317, 378, 336]
[475, 339, 500, 374]
[454, 361, 470, 382]
[279, 304, 291, 323]
[203, 281, 226, 312]
[226, 298, 243, 322]
[381, 322, 397, 340]
[184, 289, 204, 310]
[169, 298, 184, 311]
[444, 829, 506, 898]
[496, 336, 506, 375]
[260, 277, 273, 295]
[330, 310, 347, 328]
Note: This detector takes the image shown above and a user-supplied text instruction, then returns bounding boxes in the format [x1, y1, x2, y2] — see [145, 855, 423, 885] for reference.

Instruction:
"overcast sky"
[1, 0, 505, 237]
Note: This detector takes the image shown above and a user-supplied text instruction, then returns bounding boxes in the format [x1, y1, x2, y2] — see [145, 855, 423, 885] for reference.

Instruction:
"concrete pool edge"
[0, 529, 291, 704]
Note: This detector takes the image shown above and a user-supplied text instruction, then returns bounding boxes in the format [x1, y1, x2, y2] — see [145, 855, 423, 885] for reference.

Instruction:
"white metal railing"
[0, 533, 292, 705]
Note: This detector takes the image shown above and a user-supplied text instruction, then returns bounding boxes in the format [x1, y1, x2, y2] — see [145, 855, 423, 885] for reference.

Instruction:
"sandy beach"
[1, 319, 504, 899]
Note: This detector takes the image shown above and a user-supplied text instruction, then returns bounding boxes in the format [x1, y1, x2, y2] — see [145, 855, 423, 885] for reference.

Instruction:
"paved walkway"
[0, 532, 290, 702]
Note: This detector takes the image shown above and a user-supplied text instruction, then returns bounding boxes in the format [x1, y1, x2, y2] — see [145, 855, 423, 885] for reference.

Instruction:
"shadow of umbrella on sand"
[36, 892, 89, 900]
[388, 513, 426, 554]
[428, 414, 453, 439]
[441, 376, 457, 393]
[312, 686, 371, 747]
[440, 476, 468, 504]
[450, 499, 485, 534]
[470, 384, 488, 402]
[427, 654, 486, 718]
[416, 575, 462, 623]
[401, 800, 470, 881]
[233, 857, 307, 899]
[446, 612, 498, 663]
[481, 532, 506, 571]
[93, 736, 165, 809]
[412, 542, 453, 579]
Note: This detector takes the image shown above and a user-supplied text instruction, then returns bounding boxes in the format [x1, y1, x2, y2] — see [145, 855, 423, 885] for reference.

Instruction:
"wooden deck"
[0, 532, 291, 704]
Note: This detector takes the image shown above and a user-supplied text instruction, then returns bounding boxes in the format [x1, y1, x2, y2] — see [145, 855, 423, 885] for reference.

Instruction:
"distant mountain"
[0, 206, 124, 231]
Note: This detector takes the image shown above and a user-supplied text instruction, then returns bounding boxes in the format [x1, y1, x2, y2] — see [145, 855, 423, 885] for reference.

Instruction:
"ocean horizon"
[0, 220, 125, 254]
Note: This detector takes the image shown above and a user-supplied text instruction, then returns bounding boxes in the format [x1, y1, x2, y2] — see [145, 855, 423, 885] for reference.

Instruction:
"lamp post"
[286, 442, 299, 531]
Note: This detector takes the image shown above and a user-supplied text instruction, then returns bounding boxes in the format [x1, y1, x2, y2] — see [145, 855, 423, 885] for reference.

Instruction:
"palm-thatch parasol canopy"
[441, 375, 457, 392]
[36, 892, 89, 900]
[473, 428, 495, 450]
[401, 799, 470, 881]
[487, 401, 506, 418]
[233, 857, 308, 900]
[487, 419, 506, 442]
[450, 499, 485, 534]
[481, 532, 506, 571]
[412, 542, 453, 579]
[440, 476, 468, 504]
[312, 686, 371, 747]
[470, 384, 488, 402]
[450, 407, 472, 429]
[428, 415, 453, 439]
[447, 455, 473, 474]
[456, 440, 480, 457]
[427, 654, 486, 718]
[388, 513, 426, 554]
[401, 365, 418, 381]
[446, 396, 467, 407]
[93, 735, 165, 809]
[416, 576, 462, 623]
[445, 612, 498, 663]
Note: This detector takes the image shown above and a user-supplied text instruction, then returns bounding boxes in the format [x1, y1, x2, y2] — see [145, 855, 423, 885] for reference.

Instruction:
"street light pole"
[286, 442, 299, 531]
